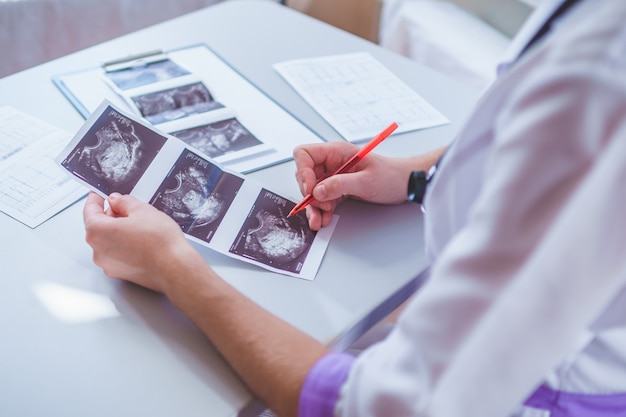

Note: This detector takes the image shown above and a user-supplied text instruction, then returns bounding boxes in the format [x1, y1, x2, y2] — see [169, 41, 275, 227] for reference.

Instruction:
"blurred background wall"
[1, 0, 534, 88]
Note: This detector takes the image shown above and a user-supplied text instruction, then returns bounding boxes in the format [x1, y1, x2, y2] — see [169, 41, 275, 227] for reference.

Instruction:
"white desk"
[0, 2, 480, 416]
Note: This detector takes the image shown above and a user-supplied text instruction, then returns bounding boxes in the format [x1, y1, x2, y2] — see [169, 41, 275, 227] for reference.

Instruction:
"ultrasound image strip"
[171, 118, 264, 158]
[59, 106, 167, 196]
[132, 82, 224, 124]
[150, 149, 244, 243]
[229, 189, 315, 274]
[105, 58, 191, 91]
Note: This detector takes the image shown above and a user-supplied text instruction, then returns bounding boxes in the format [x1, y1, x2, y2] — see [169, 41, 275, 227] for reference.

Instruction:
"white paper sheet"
[0, 106, 86, 228]
[56, 101, 337, 280]
[274, 52, 449, 142]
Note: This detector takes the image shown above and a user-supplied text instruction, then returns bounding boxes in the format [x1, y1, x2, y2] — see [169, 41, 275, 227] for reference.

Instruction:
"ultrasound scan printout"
[103, 59, 275, 166]
[150, 149, 243, 243]
[56, 101, 337, 280]
[105, 58, 191, 91]
[131, 81, 224, 124]
[230, 189, 315, 274]
[171, 118, 263, 159]
[58, 107, 167, 195]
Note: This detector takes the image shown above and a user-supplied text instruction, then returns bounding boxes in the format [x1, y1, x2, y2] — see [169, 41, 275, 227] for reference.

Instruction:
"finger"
[294, 142, 359, 195]
[293, 146, 319, 195]
[294, 142, 358, 168]
[320, 208, 335, 229]
[304, 203, 337, 231]
[305, 206, 322, 231]
[309, 198, 337, 213]
[83, 192, 106, 224]
[293, 144, 320, 168]
[295, 170, 315, 195]
[314, 170, 374, 203]
[107, 193, 145, 217]
[312, 175, 348, 202]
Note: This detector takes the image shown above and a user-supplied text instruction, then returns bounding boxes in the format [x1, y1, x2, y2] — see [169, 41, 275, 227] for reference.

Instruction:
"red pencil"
[288, 122, 399, 217]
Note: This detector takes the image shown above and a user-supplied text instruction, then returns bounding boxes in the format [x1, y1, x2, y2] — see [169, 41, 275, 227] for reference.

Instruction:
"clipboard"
[52, 44, 324, 174]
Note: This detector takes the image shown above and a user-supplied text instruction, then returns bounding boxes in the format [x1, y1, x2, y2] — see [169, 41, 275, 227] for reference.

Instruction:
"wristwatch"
[407, 164, 438, 205]
[407, 171, 428, 204]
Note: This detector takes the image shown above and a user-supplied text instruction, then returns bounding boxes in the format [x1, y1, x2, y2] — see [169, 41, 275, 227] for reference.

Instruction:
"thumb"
[107, 193, 143, 217]
[314, 172, 365, 202]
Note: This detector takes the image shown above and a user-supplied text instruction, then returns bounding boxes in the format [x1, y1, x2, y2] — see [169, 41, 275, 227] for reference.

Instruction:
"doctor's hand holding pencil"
[292, 122, 446, 231]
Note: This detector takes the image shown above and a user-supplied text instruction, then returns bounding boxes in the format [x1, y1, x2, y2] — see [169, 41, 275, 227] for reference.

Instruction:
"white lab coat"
[338, 0, 626, 416]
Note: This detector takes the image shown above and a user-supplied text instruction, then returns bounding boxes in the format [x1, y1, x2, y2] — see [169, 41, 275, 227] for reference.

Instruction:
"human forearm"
[405, 146, 447, 176]
[84, 193, 328, 417]
[379, 146, 447, 204]
[162, 248, 328, 417]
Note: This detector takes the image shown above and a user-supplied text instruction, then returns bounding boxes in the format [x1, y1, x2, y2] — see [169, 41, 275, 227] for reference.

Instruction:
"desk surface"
[0, 1, 479, 416]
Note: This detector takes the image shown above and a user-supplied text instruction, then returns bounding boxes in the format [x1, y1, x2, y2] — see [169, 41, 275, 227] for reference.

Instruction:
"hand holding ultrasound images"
[56, 101, 336, 280]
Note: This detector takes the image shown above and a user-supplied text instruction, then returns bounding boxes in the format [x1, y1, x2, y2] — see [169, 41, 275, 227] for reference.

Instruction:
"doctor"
[82, 0, 626, 416]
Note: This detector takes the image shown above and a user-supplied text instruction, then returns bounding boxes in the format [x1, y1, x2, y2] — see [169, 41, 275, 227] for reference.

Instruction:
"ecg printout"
[274, 52, 449, 142]
[0, 106, 86, 228]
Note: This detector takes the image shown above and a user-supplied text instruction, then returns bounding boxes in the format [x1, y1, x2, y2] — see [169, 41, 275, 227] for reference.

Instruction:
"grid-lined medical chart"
[274, 52, 449, 142]
[0, 106, 86, 228]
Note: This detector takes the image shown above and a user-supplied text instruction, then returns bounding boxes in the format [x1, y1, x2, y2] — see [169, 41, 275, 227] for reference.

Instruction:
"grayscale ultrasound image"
[229, 189, 316, 274]
[60, 106, 167, 195]
[105, 59, 191, 90]
[132, 82, 224, 124]
[171, 118, 263, 158]
[150, 149, 244, 243]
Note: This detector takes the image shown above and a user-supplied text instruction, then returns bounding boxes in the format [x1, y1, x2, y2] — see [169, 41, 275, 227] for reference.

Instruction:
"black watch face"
[407, 171, 427, 204]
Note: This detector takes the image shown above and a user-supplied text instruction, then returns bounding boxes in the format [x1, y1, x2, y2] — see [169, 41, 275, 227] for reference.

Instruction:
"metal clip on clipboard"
[102, 50, 168, 73]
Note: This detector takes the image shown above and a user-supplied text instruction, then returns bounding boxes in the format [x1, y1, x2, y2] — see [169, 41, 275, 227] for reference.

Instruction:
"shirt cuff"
[298, 352, 356, 417]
